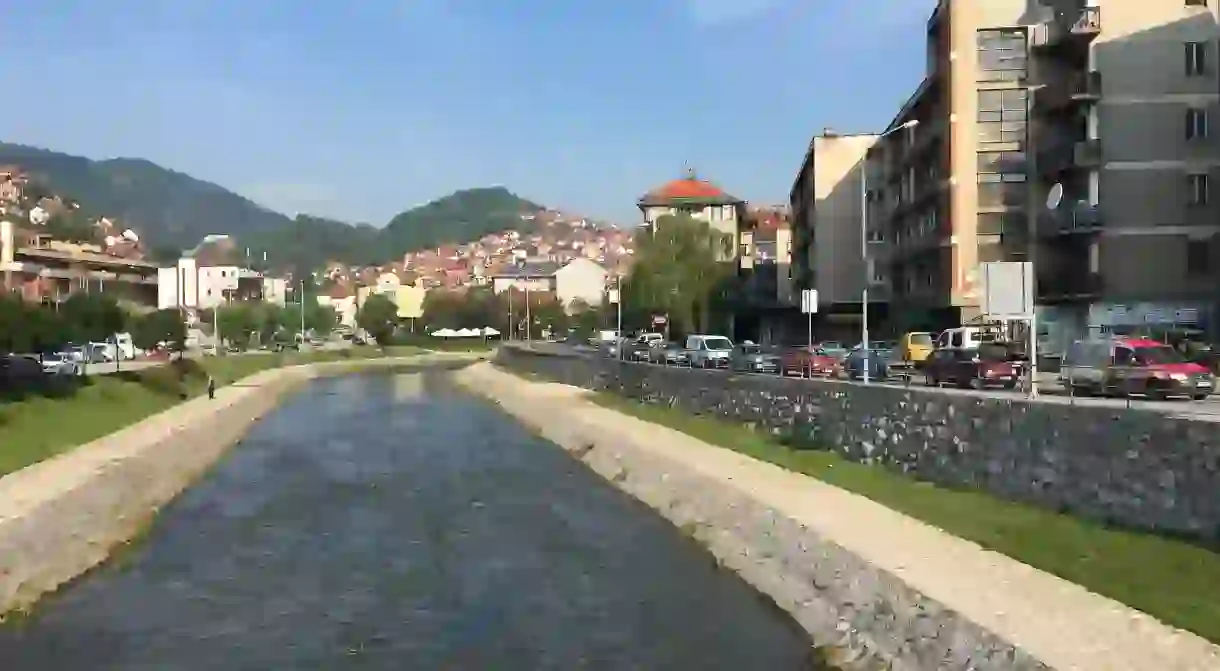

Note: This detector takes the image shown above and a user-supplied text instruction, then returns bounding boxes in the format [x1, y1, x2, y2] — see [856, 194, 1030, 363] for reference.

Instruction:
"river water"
[0, 371, 819, 670]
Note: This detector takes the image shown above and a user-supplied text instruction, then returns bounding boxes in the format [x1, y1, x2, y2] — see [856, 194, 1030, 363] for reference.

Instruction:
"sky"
[0, 0, 932, 225]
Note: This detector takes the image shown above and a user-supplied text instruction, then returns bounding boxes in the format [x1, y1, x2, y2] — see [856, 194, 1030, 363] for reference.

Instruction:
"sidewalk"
[462, 363, 1220, 671]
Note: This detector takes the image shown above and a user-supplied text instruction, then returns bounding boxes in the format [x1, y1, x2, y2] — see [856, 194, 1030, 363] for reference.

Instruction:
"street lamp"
[861, 119, 918, 383]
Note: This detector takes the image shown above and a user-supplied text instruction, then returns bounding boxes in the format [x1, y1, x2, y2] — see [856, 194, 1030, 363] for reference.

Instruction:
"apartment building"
[637, 170, 745, 245]
[790, 131, 880, 315]
[868, 0, 1220, 343]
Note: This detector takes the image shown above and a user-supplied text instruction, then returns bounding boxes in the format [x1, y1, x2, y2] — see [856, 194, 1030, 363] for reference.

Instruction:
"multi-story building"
[637, 170, 745, 245]
[737, 205, 798, 342]
[2, 220, 159, 307]
[156, 257, 275, 317]
[490, 258, 609, 313]
[867, 0, 1220, 344]
[790, 131, 880, 328]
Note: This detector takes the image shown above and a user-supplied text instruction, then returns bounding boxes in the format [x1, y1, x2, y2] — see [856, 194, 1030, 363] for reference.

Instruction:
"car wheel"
[1193, 393, 1209, 401]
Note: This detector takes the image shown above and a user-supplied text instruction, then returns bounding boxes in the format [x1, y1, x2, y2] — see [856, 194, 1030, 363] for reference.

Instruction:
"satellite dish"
[1046, 183, 1064, 211]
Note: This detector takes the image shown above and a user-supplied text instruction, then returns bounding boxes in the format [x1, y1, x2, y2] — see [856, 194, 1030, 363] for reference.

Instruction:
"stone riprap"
[0, 352, 485, 617]
[457, 362, 1220, 671]
[496, 347, 1220, 543]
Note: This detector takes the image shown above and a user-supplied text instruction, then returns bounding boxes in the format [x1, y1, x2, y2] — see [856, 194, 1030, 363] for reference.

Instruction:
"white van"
[935, 327, 989, 351]
[683, 334, 734, 368]
[110, 332, 136, 360]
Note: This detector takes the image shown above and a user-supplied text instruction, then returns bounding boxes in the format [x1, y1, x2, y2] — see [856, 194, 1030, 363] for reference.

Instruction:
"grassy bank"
[587, 391, 1220, 644]
[0, 346, 422, 478]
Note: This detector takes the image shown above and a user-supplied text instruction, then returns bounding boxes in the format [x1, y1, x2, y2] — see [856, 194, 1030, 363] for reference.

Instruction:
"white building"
[491, 258, 608, 313]
[157, 257, 283, 312]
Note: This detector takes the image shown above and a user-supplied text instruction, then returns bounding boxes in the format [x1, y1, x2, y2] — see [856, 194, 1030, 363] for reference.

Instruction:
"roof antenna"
[683, 163, 696, 180]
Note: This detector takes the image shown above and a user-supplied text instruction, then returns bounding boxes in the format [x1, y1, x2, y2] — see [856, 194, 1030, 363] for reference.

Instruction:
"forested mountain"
[0, 142, 546, 269]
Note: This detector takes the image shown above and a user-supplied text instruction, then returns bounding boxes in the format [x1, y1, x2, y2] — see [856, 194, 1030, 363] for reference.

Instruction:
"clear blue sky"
[0, 1, 931, 225]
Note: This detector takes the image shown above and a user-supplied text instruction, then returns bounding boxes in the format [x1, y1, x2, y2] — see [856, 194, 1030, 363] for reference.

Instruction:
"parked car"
[896, 332, 935, 369]
[923, 345, 1019, 390]
[648, 342, 690, 366]
[1059, 337, 1214, 400]
[683, 335, 734, 368]
[40, 353, 82, 376]
[0, 354, 45, 389]
[273, 340, 300, 353]
[843, 348, 890, 381]
[730, 342, 780, 374]
[781, 346, 840, 377]
[624, 340, 654, 362]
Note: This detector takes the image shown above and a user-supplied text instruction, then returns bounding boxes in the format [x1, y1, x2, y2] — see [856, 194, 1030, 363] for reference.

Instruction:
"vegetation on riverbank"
[0, 347, 422, 478]
[589, 392, 1220, 644]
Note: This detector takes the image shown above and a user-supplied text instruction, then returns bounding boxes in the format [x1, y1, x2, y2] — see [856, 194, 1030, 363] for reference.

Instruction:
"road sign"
[800, 289, 818, 314]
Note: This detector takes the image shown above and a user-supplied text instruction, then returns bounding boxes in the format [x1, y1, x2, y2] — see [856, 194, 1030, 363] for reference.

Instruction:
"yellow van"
[899, 332, 934, 368]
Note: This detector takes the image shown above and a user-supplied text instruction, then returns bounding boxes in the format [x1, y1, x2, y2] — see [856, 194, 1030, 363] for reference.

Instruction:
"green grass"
[588, 392, 1220, 644]
[0, 346, 423, 477]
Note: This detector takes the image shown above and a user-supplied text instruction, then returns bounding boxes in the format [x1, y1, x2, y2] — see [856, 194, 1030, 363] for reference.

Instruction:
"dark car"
[923, 345, 1019, 390]
[648, 342, 689, 366]
[843, 349, 889, 381]
[625, 341, 654, 362]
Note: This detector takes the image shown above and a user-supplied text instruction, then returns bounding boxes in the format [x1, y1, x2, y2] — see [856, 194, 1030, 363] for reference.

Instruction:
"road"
[518, 341, 1220, 421]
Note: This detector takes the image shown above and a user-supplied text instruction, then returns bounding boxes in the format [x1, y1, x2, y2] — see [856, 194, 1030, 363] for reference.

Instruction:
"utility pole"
[525, 285, 532, 343]
[300, 279, 306, 338]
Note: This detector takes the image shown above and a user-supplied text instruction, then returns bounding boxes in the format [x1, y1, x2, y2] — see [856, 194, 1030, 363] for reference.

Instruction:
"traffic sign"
[800, 289, 818, 314]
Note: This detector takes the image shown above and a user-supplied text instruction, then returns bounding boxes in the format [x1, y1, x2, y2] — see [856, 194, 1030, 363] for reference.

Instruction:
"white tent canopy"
[430, 328, 458, 337]
[481, 327, 500, 336]
[454, 328, 480, 337]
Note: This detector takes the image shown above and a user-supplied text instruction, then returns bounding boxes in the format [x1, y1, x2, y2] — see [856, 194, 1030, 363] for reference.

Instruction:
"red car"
[923, 345, 1019, 390]
[781, 346, 841, 378]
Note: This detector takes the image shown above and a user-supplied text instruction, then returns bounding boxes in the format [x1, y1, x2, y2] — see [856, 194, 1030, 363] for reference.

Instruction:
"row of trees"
[201, 301, 337, 349]
[0, 293, 186, 356]
[417, 286, 604, 340]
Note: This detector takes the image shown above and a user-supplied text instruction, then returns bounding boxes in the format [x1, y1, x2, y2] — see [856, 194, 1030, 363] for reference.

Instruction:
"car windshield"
[703, 337, 732, 350]
[909, 333, 933, 346]
[739, 345, 762, 355]
[1134, 346, 1185, 365]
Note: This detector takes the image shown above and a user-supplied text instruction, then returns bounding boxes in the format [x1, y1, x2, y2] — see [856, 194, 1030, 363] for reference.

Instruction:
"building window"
[1186, 42, 1207, 76]
[1188, 173, 1209, 206]
[976, 29, 1028, 82]
[1186, 0, 1208, 7]
[1186, 108, 1209, 140]
[978, 151, 1027, 173]
[1187, 240, 1210, 275]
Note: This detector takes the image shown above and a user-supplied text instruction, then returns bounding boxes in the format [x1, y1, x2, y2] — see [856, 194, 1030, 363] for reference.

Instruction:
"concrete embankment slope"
[0, 352, 484, 617]
[455, 363, 1220, 671]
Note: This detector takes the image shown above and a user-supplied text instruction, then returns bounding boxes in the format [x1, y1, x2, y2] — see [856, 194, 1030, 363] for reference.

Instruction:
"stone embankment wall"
[0, 354, 482, 616]
[456, 363, 1052, 671]
[497, 347, 1220, 543]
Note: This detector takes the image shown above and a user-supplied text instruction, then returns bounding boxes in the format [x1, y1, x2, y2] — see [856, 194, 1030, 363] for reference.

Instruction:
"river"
[0, 371, 820, 670]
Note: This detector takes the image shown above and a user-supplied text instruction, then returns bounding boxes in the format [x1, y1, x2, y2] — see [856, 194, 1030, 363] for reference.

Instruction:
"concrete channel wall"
[497, 347, 1220, 544]
[459, 362, 1220, 671]
[0, 353, 483, 617]
[455, 364, 1050, 670]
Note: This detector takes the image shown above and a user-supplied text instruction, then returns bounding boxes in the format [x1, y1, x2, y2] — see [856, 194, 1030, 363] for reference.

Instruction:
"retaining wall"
[496, 347, 1220, 543]
[0, 353, 482, 616]
[456, 363, 1052, 671]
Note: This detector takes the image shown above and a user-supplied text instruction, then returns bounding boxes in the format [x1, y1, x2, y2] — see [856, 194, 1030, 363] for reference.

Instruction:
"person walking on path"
[207, 375, 216, 400]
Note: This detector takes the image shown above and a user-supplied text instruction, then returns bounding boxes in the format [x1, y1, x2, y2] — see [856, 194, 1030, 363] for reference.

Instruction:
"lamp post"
[861, 119, 919, 383]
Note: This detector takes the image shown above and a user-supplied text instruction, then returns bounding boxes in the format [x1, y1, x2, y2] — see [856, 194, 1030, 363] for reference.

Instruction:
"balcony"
[1032, 6, 1101, 50]
[1037, 271, 1102, 302]
[1035, 71, 1102, 113]
[1037, 139, 1101, 177]
[1040, 202, 1102, 236]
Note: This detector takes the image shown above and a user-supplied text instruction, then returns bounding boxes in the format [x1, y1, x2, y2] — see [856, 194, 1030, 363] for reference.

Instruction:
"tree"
[622, 214, 734, 336]
[357, 294, 398, 345]
[44, 210, 96, 243]
[215, 303, 259, 348]
[569, 299, 603, 338]
[59, 294, 126, 344]
[132, 309, 187, 353]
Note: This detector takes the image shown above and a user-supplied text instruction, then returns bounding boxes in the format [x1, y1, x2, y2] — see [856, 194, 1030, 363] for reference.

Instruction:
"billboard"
[978, 262, 1033, 318]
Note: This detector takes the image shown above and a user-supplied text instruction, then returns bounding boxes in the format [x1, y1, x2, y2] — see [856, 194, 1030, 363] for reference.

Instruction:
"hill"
[0, 142, 291, 251]
[382, 186, 544, 253]
[0, 142, 548, 269]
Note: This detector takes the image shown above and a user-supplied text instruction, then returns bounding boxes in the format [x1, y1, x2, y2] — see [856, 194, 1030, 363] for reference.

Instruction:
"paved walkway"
[464, 363, 1220, 671]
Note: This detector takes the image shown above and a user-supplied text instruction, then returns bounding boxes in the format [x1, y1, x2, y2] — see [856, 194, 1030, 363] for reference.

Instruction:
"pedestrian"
[207, 375, 216, 400]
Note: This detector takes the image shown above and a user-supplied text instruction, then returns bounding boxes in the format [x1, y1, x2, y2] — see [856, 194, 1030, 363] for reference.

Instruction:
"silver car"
[731, 343, 781, 373]
[41, 353, 82, 376]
